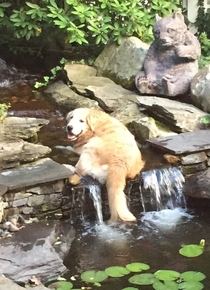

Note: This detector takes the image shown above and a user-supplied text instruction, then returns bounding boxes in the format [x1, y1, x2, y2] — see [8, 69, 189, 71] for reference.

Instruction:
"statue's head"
[153, 12, 187, 47]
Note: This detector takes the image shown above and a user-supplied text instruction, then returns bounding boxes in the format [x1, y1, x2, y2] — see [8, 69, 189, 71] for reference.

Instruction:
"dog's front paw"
[69, 174, 81, 185]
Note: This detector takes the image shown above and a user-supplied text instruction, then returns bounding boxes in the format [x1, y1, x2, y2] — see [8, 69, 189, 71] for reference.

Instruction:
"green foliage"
[34, 57, 67, 89]
[0, 103, 10, 122]
[198, 32, 210, 68]
[0, 0, 181, 47]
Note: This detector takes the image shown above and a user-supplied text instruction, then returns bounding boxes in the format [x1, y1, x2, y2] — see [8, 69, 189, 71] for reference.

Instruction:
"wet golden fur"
[66, 108, 144, 222]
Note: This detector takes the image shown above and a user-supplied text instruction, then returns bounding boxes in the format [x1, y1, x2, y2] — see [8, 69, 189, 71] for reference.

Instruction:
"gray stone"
[137, 96, 206, 133]
[26, 180, 64, 195]
[94, 36, 149, 89]
[191, 64, 210, 113]
[182, 162, 207, 175]
[64, 63, 97, 81]
[184, 168, 210, 198]
[147, 130, 210, 155]
[0, 140, 51, 170]
[0, 274, 27, 290]
[181, 152, 207, 165]
[27, 193, 61, 210]
[85, 83, 139, 111]
[0, 158, 74, 191]
[0, 116, 49, 141]
[45, 81, 99, 114]
[0, 221, 75, 283]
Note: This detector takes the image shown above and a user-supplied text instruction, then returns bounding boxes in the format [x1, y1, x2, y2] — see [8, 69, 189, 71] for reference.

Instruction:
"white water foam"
[141, 208, 193, 231]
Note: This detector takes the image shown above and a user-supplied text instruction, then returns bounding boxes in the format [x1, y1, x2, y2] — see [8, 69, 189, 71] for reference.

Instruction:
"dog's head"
[66, 108, 91, 141]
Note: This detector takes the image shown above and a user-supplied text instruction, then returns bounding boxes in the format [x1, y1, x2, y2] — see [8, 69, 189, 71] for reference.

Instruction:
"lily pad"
[153, 280, 179, 290]
[180, 271, 206, 282]
[154, 270, 180, 281]
[105, 266, 130, 277]
[178, 281, 204, 290]
[126, 262, 150, 272]
[81, 270, 108, 283]
[129, 273, 158, 285]
[121, 287, 139, 290]
[179, 245, 204, 258]
[49, 281, 73, 290]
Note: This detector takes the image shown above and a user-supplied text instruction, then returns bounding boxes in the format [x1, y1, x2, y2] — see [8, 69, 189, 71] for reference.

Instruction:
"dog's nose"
[67, 125, 73, 132]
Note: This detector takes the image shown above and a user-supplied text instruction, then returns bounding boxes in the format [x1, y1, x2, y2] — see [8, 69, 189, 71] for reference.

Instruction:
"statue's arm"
[175, 32, 201, 60]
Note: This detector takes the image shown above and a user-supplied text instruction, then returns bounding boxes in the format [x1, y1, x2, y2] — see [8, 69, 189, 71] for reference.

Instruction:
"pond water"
[1, 71, 210, 289]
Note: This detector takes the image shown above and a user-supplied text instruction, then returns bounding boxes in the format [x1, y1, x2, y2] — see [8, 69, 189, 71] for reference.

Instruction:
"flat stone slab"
[0, 158, 74, 191]
[147, 130, 210, 154]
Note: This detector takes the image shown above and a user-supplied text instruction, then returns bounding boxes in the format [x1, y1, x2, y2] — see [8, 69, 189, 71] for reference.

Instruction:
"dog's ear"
[86, 109, 106, 131]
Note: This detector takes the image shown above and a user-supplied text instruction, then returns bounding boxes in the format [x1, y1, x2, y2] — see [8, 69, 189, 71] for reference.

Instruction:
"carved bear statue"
[135, 12, 201, 97]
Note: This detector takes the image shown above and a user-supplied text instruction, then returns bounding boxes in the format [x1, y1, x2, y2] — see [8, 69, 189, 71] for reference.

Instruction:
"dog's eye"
[79, 119, 84, 123]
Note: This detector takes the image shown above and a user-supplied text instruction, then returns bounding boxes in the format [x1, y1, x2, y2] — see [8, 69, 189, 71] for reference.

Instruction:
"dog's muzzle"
[66, 125, 81, 141]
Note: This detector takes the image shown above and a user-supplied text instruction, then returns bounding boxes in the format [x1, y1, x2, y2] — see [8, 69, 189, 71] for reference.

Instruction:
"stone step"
[147, 130, 210, 154]
[0, 158, 74, 191]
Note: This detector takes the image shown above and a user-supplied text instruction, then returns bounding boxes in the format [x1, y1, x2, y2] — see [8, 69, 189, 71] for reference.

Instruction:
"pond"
[1, 69, 210, 290]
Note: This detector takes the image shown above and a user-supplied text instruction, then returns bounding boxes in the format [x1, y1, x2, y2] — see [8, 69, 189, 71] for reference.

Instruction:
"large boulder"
[94, 36, 149, 90]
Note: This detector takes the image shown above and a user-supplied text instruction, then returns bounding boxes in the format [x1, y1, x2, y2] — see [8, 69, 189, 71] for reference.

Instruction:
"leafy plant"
[80, 270, 108, 286]
[0, 0, 181, 48]
[0, 103, 10, 122]
[34, 57, 67, 89]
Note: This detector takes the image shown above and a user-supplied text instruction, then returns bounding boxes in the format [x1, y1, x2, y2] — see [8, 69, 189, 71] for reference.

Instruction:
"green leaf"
[180, 272, 206, 282]
[105, 266, 130, 278]
[122, 287, 139, 290]
[153, 280, 179, 290]
[154, 270, 180, 281]
[178, 281, 204, 290]
[129, 273, 158, 285]
[48, 281, 73, 290]
[126, 262, 150, 272]
[81, 270, 108, 283]
[179, 245, 204, 258]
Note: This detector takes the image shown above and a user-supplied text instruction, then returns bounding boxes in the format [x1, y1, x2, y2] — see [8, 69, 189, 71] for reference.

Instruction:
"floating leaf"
[153, 280, 179, 290]
[105, 266, 130, 277]
[179, 245, 204, 258]
[129, 273, 157, 285]
[121, 287, 139, 290]
[154, 270, 180, 281]
[126, 262, 150, 272]
[180, 271, 206, 282]
[49, 281, 73, 290]
[178, 281, 204, 290]
[81, 270, 108, 283]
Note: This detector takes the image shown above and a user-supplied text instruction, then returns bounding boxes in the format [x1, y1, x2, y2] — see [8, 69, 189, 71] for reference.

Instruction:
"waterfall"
[77, 175, 103, 223]
[140, 167, 186, 212]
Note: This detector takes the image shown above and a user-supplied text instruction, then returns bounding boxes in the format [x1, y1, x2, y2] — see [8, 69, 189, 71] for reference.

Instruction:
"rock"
[0, 139, 51, 170]
[64, 63, 97, 81]
[129, 116, 177, 143]
[0, 220, 75, 284]
[191, 64, 210, 113]
[137, 96, 206, 133]
[0, 158, 74, 191]
[181, 152, 207, 165]
[94, 36, 149, 89]
[0, 116, 49, 141]
[184, 168, 210, 198]
[44, 81, 99, 114]
[147, 130, 210, 155]
[85, 83, 139, 111]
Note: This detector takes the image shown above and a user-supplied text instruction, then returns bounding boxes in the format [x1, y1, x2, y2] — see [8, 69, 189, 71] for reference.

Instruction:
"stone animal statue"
[135, 12, 201, 97]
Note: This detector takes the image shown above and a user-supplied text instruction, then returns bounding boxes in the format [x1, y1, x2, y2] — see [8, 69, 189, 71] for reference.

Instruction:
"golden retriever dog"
[66, 108, 144, 222]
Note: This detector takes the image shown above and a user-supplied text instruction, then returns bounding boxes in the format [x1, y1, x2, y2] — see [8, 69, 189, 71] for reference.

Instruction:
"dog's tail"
[106, 167, 136, 222]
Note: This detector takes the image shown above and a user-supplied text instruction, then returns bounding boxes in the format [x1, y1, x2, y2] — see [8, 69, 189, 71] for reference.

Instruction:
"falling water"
[77, 176, 103, 223]
[140, 167, 185, 212]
